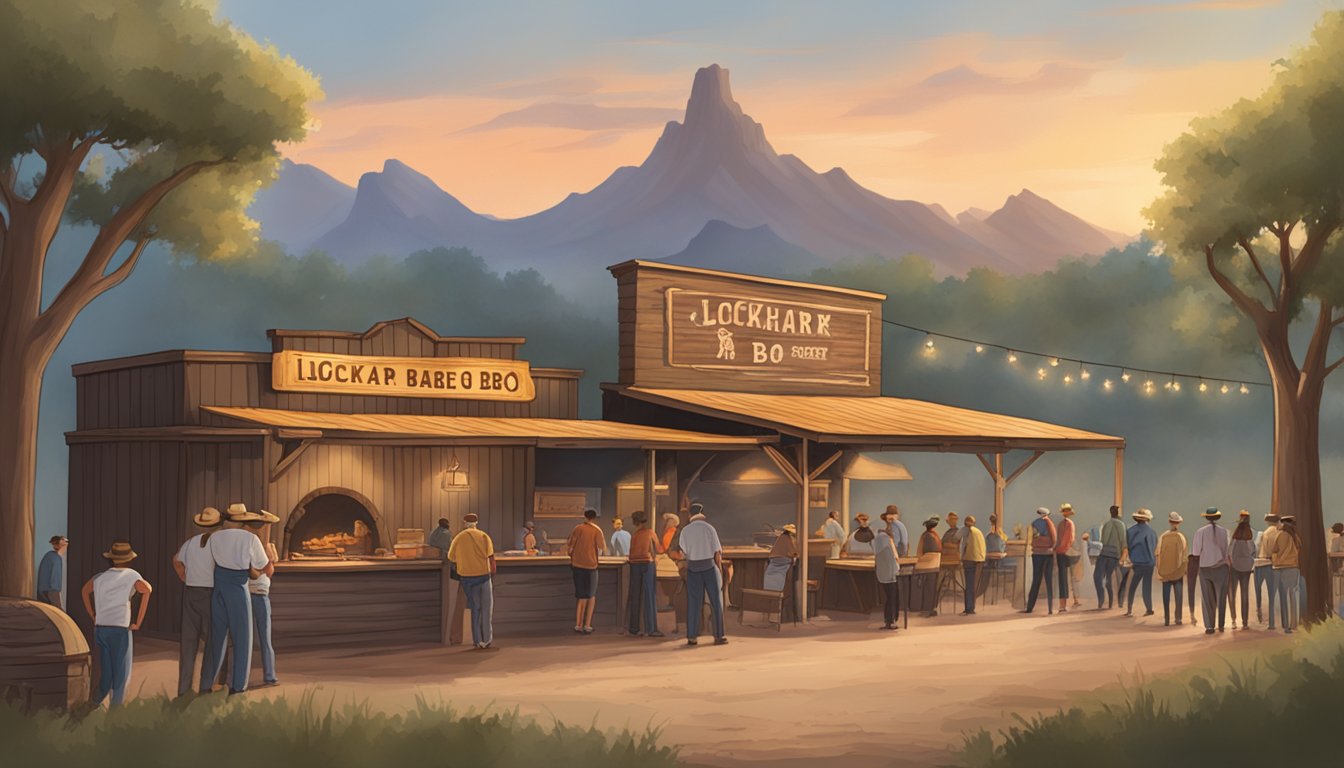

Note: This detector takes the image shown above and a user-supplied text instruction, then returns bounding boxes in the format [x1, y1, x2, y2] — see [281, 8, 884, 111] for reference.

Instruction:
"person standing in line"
[1227, 510, 1257, 630]
[625, 511, 665, 637]
[567, 508, 606, 634]
[885, 505, 909, 557]
[1054, 504, 1078, 613]
[80, 541, 151, 708]
[513, 520, 537, 552]
[1185, 528, 1202, 626]
[1190, 507, 1231, 634]
[661, 512, 681, 554]
[874, 514, 901, 630]
[679, 502, 728, 646]
[243, 519, 280, 687]
[1156, 512, 1188, 626]
[1255, 513, 1281, 628]
[172, 507, 222, 697]
[202, 503, 273, 696]
[1094, 506, 1126, 610]
[448, 512, 497, 649]
[1271, 515, 1302, 634]
[37, 535, 68, 610]
[429, 518, 454, 559]
[1023, 507, 1057, 615]
[1125, 509, 1158, 617]
[915, 516, 943, 617]
[763, 523, 797, 592]
[817, 509, 846, 559]
[985, 515, 1007, 555]
[960, 515, 987, 616]
[842, 513, 878, 557]
[609, 517, 631, 557]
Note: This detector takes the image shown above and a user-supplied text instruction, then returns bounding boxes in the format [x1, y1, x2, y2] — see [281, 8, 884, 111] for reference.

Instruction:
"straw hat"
[1133, 508, 1153, 521]
[1168, 511, 1183, 524]
[193, 506, 223, 527]
[662, 512, 680, 526]
[1035, 507, 1051, 517]
[1238, 510, 1251, 519]
[226, 503, 279, 524]
[463, 513, 480, 523]
[782, 523, 797, 535]
[1279, 515, 1296, 523]
[855, 513, 870, 524]
[1059, 503, 1074, 516]
[102, 541, 137, 563]
[1201, 507, 1222, 520]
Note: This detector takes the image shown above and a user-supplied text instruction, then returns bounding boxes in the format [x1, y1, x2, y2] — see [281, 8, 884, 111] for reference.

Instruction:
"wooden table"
[822, 558, 919, 628]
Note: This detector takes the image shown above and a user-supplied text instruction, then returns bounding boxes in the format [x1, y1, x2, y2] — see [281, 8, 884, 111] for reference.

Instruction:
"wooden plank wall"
[268, 569, 441, 649]
[267, 444, 534, 554]
[490, 565, 620, 636]
[67, 441, 193, 637]
[75, 363, 182, 431]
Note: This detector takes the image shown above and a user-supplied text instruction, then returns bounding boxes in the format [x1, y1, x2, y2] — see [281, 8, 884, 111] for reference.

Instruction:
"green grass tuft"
[2, 689, 681, 768]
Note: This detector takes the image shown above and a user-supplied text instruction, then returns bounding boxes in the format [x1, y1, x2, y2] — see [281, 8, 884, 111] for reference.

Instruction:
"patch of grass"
[958, 619, 1344, 768]
[2, 690, 680, 768]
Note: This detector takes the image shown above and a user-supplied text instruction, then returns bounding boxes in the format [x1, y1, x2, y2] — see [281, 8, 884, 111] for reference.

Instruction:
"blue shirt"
[37, 550, 63, 593]
[1126, 522, 1157, 567]
[890, 520, 909, 557]
[609, 529, 631, 557]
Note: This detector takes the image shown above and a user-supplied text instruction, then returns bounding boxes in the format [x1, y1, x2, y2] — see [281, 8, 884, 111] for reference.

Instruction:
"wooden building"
[66, 318, 764, 645]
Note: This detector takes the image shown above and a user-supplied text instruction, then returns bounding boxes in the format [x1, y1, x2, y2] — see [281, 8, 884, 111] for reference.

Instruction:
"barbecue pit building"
[64, 318, 766, 647]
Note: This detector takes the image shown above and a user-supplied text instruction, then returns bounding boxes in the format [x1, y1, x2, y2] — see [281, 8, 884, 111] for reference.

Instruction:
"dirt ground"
[122, 603, 1289, 768]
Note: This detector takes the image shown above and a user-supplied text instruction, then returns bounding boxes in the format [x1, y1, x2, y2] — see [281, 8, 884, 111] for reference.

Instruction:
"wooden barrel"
[0, 598, 91, 711]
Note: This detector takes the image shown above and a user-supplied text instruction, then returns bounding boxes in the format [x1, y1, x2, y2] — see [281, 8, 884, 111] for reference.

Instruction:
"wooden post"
[797, 439, 810, 622]
[994, 453, 1005, 525]
[643, 449, 657, 523]
[1114, 448, 1125, 511]
[439, 562, 453, 645]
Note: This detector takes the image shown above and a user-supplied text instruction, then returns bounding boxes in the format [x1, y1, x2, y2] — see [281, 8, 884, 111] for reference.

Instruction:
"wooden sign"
[534, 489, 593, 519]
[272, 351, 535, 401]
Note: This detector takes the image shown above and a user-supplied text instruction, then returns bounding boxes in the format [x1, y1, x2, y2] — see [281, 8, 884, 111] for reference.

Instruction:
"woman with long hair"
[1271, 515, 1303, 634]
[1227, 511, 1257, 630]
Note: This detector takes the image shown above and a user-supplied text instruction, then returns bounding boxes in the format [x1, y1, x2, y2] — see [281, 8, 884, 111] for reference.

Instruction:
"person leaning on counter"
[763, 523, 797, 591]
[567, 508, 606, 634]
[448, 513, 496, 649]
[626, 510, 665, 638]
[841, 513, 877, 558]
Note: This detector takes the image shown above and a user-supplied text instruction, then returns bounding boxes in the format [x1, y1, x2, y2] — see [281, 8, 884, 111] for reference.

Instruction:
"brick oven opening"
[286, 492, 379, 559]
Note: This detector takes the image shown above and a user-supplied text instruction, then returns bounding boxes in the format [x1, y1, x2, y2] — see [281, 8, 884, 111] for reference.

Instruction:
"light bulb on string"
[924, 334, 935, 350]
[1199, 379, 1208, 393]
[1240, 383, 1250, 395]
[1121, 370, 1131, 383]
[1037, 367, 1048, 380]
[1143, 378, 1156, 395]
[975, 344, 985, 354]
[1172, 378, 1182, 393]
[1220, 384, 1230, 394]
[1080, 367, 1091, 381]
[1103, 379, 1114, 391]
[1007, 350, 1018, 364]
[1064, 373, 1074, 385]
[1049, 357, 1060, 367]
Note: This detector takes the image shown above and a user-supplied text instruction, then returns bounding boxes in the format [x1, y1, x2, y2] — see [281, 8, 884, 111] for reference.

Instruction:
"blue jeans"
[251, 594, 276, 683]
[1261, 565, 1280, 628]
[1277, 568, 1300, 631]
[963, 562, 981, 613]
[203, 566, 253, 693]
[1127, 564, 1154, 613]
[1026, 554, 1055, 612]
[627, 562, 658, 634]
[1095, 555, 1119, 607]
[461, 574, 494, 646]
[686, 565, 725, 640]
[93, 626, 133, 707]
[1162, 580, 1183, 623]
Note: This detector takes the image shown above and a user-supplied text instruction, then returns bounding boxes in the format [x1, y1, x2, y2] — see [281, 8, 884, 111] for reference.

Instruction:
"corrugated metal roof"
[611, 387, 1124, 450]
[202, 406, 770, 450]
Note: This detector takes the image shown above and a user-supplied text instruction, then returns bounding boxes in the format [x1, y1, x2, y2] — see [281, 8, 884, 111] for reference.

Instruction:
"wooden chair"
[739, 588, 786, 631]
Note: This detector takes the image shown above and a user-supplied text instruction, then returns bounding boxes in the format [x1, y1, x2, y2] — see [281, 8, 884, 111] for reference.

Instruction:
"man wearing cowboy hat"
[1124, 509, 1157, 617]
[172, 506, 223, 697]
[915, 516, 943, 617]
[1053, 504, 1078, 613]
[1155, 512, 1188, 626]
[201, 503, 276, 695]
[1190, 507, 1231, 634]
[884, 505, 909, 557]
[960, 515, 987, 616]
[1023, 507, 1057, 615]
[80, 541, 152, 707]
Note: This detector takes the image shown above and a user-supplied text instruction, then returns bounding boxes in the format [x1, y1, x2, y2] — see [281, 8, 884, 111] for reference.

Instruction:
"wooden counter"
[460, 556, 627, 643]
[270, 558, 446, 650]
[820, 557, 921, 615]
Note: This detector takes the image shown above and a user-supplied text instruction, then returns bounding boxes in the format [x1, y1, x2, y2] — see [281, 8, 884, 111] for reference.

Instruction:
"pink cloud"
[848, 63, 1096, 117]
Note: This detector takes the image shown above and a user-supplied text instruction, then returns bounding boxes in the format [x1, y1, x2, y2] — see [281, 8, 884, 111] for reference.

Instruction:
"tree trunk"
[1266, 351, 1331, 624]
[0, 346, 43, 598]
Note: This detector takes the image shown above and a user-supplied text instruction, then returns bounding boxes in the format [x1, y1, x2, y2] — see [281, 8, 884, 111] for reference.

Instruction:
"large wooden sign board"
[273, 350, 536, 401]
[611, 261, 884, 395]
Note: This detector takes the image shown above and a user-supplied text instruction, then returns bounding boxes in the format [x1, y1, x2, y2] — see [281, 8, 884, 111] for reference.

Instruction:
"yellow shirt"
[1156, 530, 1188, 582]
[1271, 532, 1300, 569]
[447, 527, 494, 577]
[961, 527, 987, 563]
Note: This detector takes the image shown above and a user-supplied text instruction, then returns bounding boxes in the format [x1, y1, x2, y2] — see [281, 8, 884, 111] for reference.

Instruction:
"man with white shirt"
[80, 541, 152, 708]
[679, 502, 728, 646]
[201, 503, 276, 695]
[1190, 507, 1231, 634]
[172, 506, 223, 697]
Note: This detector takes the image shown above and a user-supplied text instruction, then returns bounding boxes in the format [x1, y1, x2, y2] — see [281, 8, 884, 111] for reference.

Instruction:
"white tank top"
[93, 568, 142, 627]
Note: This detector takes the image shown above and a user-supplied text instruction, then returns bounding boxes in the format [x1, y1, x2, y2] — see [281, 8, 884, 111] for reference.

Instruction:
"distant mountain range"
[252, 64, 1129, 287]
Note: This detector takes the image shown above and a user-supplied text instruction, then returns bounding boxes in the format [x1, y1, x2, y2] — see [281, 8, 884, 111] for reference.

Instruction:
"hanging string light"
[886, 319, 1266, 398]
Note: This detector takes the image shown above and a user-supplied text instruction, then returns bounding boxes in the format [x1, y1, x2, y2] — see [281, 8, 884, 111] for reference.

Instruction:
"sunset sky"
[217, 0, 1333, 233]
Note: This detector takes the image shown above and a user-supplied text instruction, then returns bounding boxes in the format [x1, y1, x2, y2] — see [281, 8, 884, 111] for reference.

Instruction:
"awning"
[604, 386, 1125, 451]
[842, 454, 913, 480]
[202, 406, 772, 451]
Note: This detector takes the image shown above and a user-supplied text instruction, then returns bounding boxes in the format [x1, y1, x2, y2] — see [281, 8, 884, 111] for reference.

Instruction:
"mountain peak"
[685, 64, 740, 123]
[652, 63, 772, 163]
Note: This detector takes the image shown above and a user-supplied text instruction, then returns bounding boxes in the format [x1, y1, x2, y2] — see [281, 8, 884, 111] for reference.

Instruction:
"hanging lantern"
[440, 453, 470, 492]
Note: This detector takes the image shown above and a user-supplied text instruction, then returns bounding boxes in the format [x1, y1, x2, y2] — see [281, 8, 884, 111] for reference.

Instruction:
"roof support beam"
[270, 438, 315, 483]
[807, 449, 844, 481]
[762, 445, 804, 486]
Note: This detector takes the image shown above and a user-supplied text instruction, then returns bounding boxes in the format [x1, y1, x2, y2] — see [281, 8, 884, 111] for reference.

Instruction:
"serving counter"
[270, 558, 445, 650]
[461, 556, 628, 642]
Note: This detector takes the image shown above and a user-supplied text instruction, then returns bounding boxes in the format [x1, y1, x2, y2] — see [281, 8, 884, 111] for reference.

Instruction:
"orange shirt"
[661, 526, 678, 553]
[628, 528, 661, 563]
[567, 522, 605, 569]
